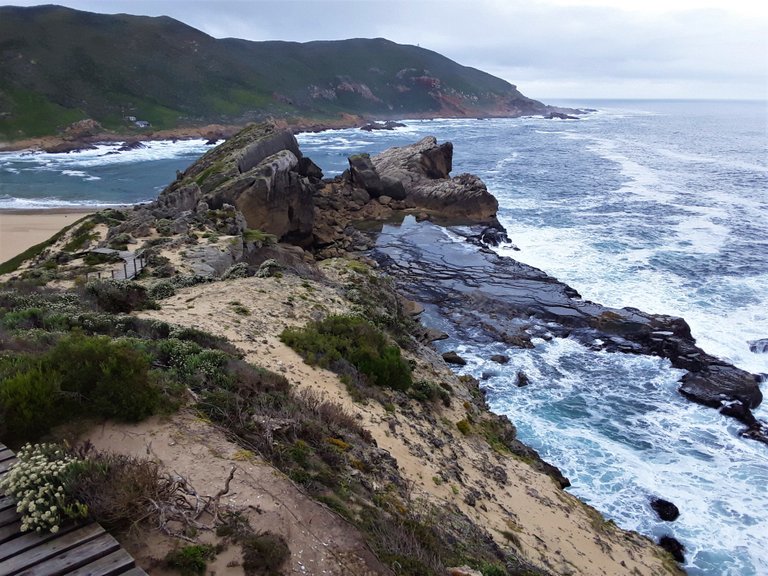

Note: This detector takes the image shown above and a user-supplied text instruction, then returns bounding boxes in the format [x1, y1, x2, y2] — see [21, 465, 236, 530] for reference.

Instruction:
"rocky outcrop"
[370, 219, 766, 444]
[153, 123, 320, 245]
[372, 137, 501, 225]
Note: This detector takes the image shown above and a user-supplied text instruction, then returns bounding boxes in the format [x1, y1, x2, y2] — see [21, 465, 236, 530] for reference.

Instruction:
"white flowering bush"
[0, 442, 88, 533]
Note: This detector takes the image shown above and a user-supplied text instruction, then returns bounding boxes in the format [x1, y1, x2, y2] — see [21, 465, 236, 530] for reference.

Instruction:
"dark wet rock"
[416, 327, 449, 343]
[370, 217, 764, 440]
[118, 140, 146, 151]
[545, 112, 579, 120]
[490, 354, 509, 364]
[651, 498, 680, 521]
[443, 351, 467, 365]
[43, 140, 97, 153]
[659, 535, 685, 563]
[360, 120, 406, 131]
[719, 400, 758, 427]
[749, 338, 768, 354]
[516, 371, 530, 387]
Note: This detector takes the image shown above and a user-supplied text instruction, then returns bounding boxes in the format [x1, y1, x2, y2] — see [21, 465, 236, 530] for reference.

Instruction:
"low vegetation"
[280, 314, 413, 396]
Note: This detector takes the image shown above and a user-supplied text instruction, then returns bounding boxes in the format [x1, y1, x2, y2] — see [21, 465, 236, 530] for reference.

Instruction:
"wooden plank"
[0, 523, 103, 573]
[0, 496, 16, 512]
[13, 532, 121, 576]
[0, 458, 17, 475]
[52, 547, 135, 576]
[0, 522, 81, 560]
[0, 449, 15, 462]
[0, 507, 20, 527]
[0, 520, 22, 545]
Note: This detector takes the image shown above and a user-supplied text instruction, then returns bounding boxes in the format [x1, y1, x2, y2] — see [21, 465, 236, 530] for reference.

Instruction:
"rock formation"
[152, 123, 320, 245]
[372, 137, 501, 225]
[370, 219, 766, 444]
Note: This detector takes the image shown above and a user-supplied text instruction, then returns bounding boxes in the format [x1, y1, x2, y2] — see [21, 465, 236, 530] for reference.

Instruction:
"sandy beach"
[0, 209, 95, 264]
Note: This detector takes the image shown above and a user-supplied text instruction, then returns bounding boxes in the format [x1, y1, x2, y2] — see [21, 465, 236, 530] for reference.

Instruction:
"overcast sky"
[7, 0, 768, 101]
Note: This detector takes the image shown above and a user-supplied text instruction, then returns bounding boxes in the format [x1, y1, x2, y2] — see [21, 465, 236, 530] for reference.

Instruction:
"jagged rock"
[749, 338, 768, 353]
[679, 366, 762, 409]
[373, 137, 499, 224]
[154, 123, 316, 245]
[490, 354, 509, 364]
[659, 536, 685, 563]
[153, 183, 202, 218]
[118, 140, 146, 151]
[516, 371, 530, 387]
[443, 351, 467, 365]
[348, 153, 385, 197]
[380, 175, 407, 200]
[651, 498, 680, 521]
[183, 241, 242, 277]
[416, 327, 449, 343]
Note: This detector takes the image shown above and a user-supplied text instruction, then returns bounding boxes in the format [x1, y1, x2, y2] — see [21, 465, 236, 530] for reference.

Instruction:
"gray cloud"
[6, 0, 767, 100]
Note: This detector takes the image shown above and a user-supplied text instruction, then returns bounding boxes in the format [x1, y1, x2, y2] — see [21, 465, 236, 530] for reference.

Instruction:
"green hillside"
[0, 5, 549, 140]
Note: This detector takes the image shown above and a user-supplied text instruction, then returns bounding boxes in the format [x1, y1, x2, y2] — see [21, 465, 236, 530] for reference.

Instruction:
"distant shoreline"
[0, 107, 586, 153]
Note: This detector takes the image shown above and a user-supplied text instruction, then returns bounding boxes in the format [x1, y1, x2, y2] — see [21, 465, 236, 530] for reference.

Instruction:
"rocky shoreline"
[125, 121, 764, 444]
[6, 120, 761, 573]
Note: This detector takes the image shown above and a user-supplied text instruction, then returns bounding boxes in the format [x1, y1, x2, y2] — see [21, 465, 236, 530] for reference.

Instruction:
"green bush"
[165, 544, 217, 576]
[0, 363, 61, 444]
[84, 279, 157, 313]
[0, 333, 161, 444]
[280, 315, 412, 392]
[241, 531, 290, 576]
[46, 333, 159, 421]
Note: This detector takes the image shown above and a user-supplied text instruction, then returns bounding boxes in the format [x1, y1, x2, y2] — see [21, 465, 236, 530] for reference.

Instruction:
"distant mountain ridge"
[0, 4, 557, 140]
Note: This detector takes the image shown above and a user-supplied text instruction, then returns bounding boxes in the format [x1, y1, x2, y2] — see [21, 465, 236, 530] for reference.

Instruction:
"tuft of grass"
[243, 228, 277, 245]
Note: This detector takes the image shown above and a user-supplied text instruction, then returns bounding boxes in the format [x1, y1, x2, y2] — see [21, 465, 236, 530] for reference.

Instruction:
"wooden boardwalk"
[84, 249, 146, 282]
[0, 444, 147, 576]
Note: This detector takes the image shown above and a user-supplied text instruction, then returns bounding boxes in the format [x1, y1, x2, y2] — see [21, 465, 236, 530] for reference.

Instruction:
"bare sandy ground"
[0, 209, 94, 263]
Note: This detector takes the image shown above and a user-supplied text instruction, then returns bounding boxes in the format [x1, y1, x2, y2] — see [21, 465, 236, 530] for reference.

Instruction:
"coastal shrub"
[0, 443, 88, 533]
[241, 531, 290, 576]
[46, 332, 159, 421]
[107, 232, 132, 250]
[83, 251, 122, 267]
[83, 279, 158, 313]
[0, 363, 61, 444]
[410, 380, 451, 407]
[0, 333, 161, 443]
[280, 314, 412, 392]
[148, 280, 177, 300]
[165, 544, 217, 576]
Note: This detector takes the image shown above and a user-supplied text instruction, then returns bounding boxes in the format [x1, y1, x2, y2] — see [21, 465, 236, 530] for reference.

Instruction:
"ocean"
[1, 100, 766, 575]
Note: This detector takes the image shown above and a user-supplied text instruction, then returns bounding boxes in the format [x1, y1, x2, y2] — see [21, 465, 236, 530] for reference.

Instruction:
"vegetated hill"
[0, 4, 552, 140]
